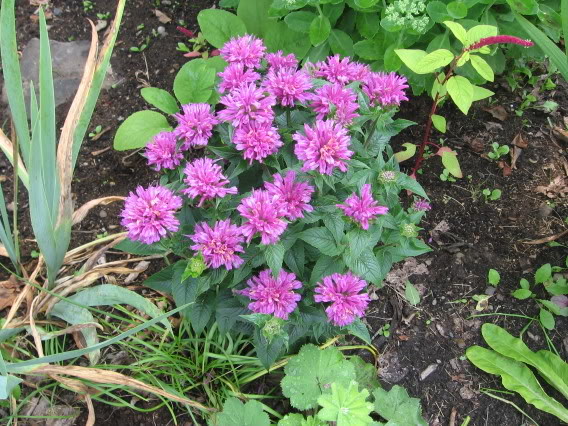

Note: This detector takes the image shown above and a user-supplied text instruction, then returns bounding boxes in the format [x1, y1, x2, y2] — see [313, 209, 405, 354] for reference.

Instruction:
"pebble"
[99, 210, 107, 218]
[459, 385, 475, 400]
[420, 363, 438, 381]
[157, 26, 166, 36]
[432, 299, 437, 306]
[485, 286, 496, 296]
[53, 7, 62, 16]
[95, 20, 108, 32]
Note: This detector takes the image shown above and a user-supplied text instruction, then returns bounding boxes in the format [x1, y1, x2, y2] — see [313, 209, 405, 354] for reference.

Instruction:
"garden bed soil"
[3, 1, 568, 425]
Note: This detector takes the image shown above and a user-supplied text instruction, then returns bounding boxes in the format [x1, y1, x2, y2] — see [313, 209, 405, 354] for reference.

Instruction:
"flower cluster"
[337, 184, 389, 230]
[384, 0, 430, 33]
[314, 273, 370, 326]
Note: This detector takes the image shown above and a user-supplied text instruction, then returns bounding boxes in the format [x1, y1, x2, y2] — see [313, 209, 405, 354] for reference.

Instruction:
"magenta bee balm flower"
[265, 50, 298, 71]
[189, 220, 245, 270]
[314, 272, 370, 326]
[264, 171, 314, 220]
[293, 120, 353, 175]
[412, 199, 432, 212]
[218, 84, 276, 128]
[120, 185, 182, 245]
[237, 189, 288, 245]
[362, 72, 409, 107]
[314, 55, 370, 85]
[182, 157, 237, 207]
[233, 122, 283, 164]
[310, 83, 359, 125]
[263, 67, 312, 107]
[218, 63, 260, 93]
[145, 131, 183, 171]
[237, 269, 302, 319]
[219, 34, 266, 69]
[337, 184, 388, 230]
[174, 103, 219, 149]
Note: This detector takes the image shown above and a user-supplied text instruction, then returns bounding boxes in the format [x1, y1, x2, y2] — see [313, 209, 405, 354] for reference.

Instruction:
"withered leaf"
[512, 132, 528, 148]
[483, 105, 508, 121]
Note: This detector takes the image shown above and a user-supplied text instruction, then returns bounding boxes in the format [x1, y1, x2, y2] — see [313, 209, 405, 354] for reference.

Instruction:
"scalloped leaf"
[216, 397, 270, 426]
[317, 381, 374, 426]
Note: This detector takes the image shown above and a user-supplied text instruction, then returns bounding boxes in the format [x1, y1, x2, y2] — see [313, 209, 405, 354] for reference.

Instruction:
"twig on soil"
[520, 229, 568, 245]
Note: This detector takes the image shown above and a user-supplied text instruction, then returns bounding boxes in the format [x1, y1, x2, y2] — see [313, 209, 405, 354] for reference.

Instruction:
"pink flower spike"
[182, 157, 237, 207]
[189, 220, 245, 270]
[145, 131, 183, 171]
[314, 272, 370, 327]
[174, 103, 219, 150]
[412, 199, 432, 212]
[362, 72, 409, 107]
[218, 63, 260, 93]
[265, 171, 314, 220]
[120, 185, 182, 245]
[337, 184, 388, 230]
[467, 35, 534, 51]
[218, 83, 276, 127]
[265, 50, 298, 71]
[314, 55, 370, 85]
[237, 269, 302, 319]
[263, 67, 313, 107]
[293, 120, 353, 175]
[237, 189, 288, 245]
[233, 122, 283, 164]
[310, 83, 359, 125]
[219, 34, 266, 69]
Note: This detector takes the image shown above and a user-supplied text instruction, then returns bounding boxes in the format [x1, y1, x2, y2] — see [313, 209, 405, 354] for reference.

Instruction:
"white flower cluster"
[385, 0, 430, 33]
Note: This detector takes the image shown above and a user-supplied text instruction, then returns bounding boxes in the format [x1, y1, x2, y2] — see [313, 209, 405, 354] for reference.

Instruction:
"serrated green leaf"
[263, 242, 285, 274]
[344, 249, 385, 285]
[310, 255, 345, 285]
[446, 75, 473, 115]
[300, 227, 343, 256]
[282, 344, 356, 410]
[113, 111, 172, 151]
[349, 355, 380, 393]
[328, 29, 354, 57]
[535, 264, 552, 284]
[431, 114, 446, 133]
[353, 40, 382, 60]
[317, 381, 374, 426]
[394, 49, 427, 74]
[345, 319, 371, 344]
[470, 55, 494, 81]
[217, 397, 270, 426]
[394, 143, 417, 163]
[373, 385, 428, 425]
[443, 21, 467, 45]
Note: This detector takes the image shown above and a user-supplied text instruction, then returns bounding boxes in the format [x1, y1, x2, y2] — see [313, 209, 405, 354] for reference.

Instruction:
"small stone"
[53, 7, 63, 16]
[6, 201, 14, 212]
[455, 338, 466, 349]
[527, 332, 540, 342]
[420, 363, 438, 381]
[99, 210, 107, 218]
[432, 299, 437, 306]
[157, 26, 166, 36]
[95, 20, 108, 32]
[459, 385, 475, 400]
[485, 286, 496, 296]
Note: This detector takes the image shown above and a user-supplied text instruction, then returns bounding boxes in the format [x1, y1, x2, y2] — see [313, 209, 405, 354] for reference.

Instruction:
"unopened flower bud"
[400, 222, 419, 238]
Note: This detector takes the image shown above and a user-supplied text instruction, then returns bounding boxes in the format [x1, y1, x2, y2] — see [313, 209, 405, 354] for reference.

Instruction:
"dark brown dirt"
[3, 1, 568, 425]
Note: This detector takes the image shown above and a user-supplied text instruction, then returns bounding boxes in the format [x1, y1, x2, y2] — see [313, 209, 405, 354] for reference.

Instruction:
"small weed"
[482, 188, 502, 202]
[88, 125, 103, 139]
[487, 142, 510, 161]
[440, 168, 456, 182]
[96, 12, 110, 20]
[82, 0, 94, 12]
[488, 269, 500, 287]
[377, 323, 391, 338]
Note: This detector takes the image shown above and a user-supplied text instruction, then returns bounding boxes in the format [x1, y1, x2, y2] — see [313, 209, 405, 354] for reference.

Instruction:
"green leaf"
[284, 242, 305, 278]
[466, 346, 568, 422]
[346, 228, 377, 259]
[394, 49, 427, 74]
[540, 308, 555, 330]
[323, 213, 345, 245]
[353, 40, 382, 60]
[345, 319, 371, 344]
[310, 15, 332, 47]
[140, 87, 179, 114]
[415, 49, 454, 74]
[506, 0, 538, 15]
[310, 255, 345, 285]
[488, 269, 500, 286]
[373, 385, 428, 425]
[344, 249, 385, 285]
[440, 150, 463, 178]
[143, 263, 177, 293]
[446, 75, 473, 115]
[349, 356, 381, 393]
[0, 375, 22, 399]
[397, 173, 428, 199]
[427, 1, 451, 23]
[173, 59, 217, 104]
[562, 0, 568, 56]
[281, 344, 356, 410]
[512, 289, 533, 300]
[447, 1, 468, 19]
[113, 111, 171, 151]
[197, 9, 247, 48]
[465, 25, 498, 45]
[470, 55, 494, 81]
[263, 242, 285, 274]
[443, 21, 467, 45]
[285, 11, 317, 33]
[328, 29, 354, 57]
[317, 381, 374, 426]
[300, 227, 343, 257]
[356, 12, 380, 39]
[115, 238, 167, 255]
[394, 143, 417, 163]
[405, 281, 421, 305]
[535, 263, 552, 284]
[520, 278, 530, 289]
[265, 21, 312, 59]
[237, 0, 272, 37]
[354, 0, 379, 7]
[471, 85, 494, 102]
[217, 397, 270, 426]
[431, 114, 446, 133]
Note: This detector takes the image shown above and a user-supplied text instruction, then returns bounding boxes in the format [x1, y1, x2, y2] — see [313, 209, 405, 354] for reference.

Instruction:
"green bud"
[379, 170, 397, 184]
[400, 222, 419, 238]
[186, 253, 207, 278]
[262, 317, 285, 342]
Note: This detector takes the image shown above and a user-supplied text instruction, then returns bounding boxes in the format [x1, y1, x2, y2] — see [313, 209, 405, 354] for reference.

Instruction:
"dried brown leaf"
[483, 105, 508, 121]
[512, 132, 528, 148]
[72, 196, 125, 225]
[510, 146, 522, 170]
[535, 176, 568, 199]
[0, 276, 23, 310]
[552, 126, 568, 144]
[154, 9, 171, 23]
[468, 138, 485, 153]
[521, 229, 568, 245]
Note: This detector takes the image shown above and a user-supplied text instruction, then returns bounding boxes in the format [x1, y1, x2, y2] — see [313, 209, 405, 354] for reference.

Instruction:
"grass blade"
[0, 130, 29, 189]
[562, 0, 568, 56]
[0, 183, 17, 268]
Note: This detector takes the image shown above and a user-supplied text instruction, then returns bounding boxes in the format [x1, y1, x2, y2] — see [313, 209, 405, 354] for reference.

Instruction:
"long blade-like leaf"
[0, 130, 29, 189]
[0, 0, 31, 164]
[0, 183, 17, 268]
[562, 0, 568, 56]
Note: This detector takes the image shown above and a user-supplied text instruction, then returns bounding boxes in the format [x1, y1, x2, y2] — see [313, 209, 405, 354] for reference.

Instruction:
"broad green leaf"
[431, 114, 446, 133]
[197, 9, 247, 48]
[354, 0, 380, 7]
[115, 238, 167, 255]
[328, 29, 354, 57]
[345, 319, 371, 345]
[356, 12, 380, 39]
[405, 281, 421, 305]
[466, 346, 568, 422]
[488, 269, 500, 286]
[299, 227, 343, 257]
[445, 75, 473, 115]
[443, 21, 467, 45]
[217, 397, 270, 426]
[397, 173, 428, 199]
[440, 150, 463, 178]
[285, 11, 317, 33]
[265, 21, 312, 59]
[466, 25, 498, 45]
[415, 49, 454, 74]
[373, 385, 428, 425]
[317, 381, 374, 426]
[563, 0, 568, 56]
[427, 1, 451, 23]
[323, 213, 345, 245]
[310, 15, 332, 47]
[173, 59, 217, 104]
[471, 85, 494, 102]
[470, 55, 494, 81]
[540, 308, 555, 330]
[506, 0, 538, 15]
[394, 143, 417, 163]
[113, 111, 172, 151]
[447, 1, 468, 19]
[310, 255, 345, 285]
[535, 263, 552, 284]
[140, 87, 179, 114]
[344, 249, 385, 285]
[353, 40, 382, 60]
[0, 375, 22, 399]
[520, 278, 530, 289]
[281, 344, 356, 410]
[263, 242, 285, 274]
[512, 289, 533, 299]
[237, 0, 272, 37]
[394, 49, 427, 74]
[346, 228, 377, 259]
[349, 355, 381, 393]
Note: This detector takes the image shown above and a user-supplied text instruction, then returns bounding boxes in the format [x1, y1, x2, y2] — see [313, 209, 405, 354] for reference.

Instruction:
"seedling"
[130, 38, 149, 53]
[487, 142, 510, 160]
[176, 31, 211, 58]
[377, 323, 391, 338]
[440, 168, 456, 182]
[482, 188, 501, 202]
[89, 125, 103, 139]
[82, 0, 94, 12]
[97, 12, 110, 20]
[30, 250, 40, 258]
[488, 269, 500, 287]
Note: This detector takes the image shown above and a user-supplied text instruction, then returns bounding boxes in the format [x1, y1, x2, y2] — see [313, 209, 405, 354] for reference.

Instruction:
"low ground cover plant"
[115, 34, 431, 366]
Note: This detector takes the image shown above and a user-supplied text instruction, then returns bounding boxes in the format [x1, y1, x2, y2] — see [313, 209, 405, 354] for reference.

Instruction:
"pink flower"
[189, 220, 245, 270]
[263, 67, 312, 107]
[234, 122, 283, 164]
[265, 171, 314, 220]
[293, 120, 353, 175]
[362, 72, 409, 107]
[174, 103, 219, 149]
[412, 199, 432, 212]
[314, 55, 370, 85]
[120, 185, 182, 245]
[145, 131, 183, 171]
[337, 184, 388, 230]
[314, 272, 370, 326]
[218, 63, 260, 93]
[218, 84, 275, 127]
[237, 189, 288, 245]
[219, 34, 266, 69]
[265, 50, 298, 71]
[310, 83, 359, 125]
[467, 35, 534, 51]
[237, 269, 302, 319]
[182, 158, 237, 207]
